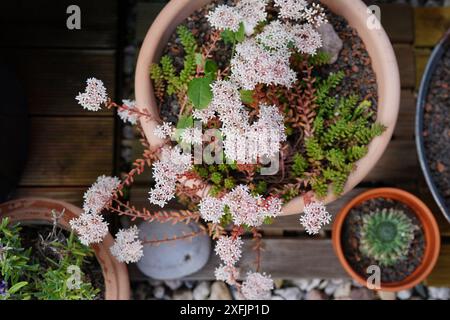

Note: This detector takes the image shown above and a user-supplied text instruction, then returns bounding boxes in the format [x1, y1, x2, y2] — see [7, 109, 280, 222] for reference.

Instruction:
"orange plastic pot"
[332, 188, 440, 292]
[0, 198, 131, 300]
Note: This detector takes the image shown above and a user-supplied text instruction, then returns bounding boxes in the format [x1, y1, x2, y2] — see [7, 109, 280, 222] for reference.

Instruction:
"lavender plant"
[0, 217, 99, 300]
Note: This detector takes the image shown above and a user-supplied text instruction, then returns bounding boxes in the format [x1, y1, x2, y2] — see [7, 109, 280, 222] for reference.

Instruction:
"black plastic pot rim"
[415, 29, 450, 223]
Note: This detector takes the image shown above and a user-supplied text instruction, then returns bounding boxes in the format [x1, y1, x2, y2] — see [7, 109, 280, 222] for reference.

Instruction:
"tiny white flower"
[241, 272, 274, 300]
[236, 0, 268, 36]
[70, 212, 109, 246]
[83, 175, 121, 214]
[214, 236, 243, 266]
[75, 77, 108, 111]
[214, 264, 240, 285]
[148, 146, 193, 207]
[110, 226, 144, 264]
[290, 23, 323, 55]
[274, 0, 308, 20]
[199, 196, 225, 224]
[207, 5, 242, 32]
[153, 122, 174, 139]
[118, 99, 139, 125]
[300, 201, 332, 235]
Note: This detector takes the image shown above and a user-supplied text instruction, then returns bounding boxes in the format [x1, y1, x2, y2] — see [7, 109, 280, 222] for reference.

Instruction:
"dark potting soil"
[423, 43, 450, 210]
[341, 198, 426, 283]
[157, 0, 378, 124]
[19, 225, 105, 299]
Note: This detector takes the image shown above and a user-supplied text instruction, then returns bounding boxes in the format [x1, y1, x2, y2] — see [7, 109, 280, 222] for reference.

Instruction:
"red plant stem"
[142, 230, 205, 246]
[251, 228, 263, 273]
[109, 198, 202, 225]
[105, 99, 156, 121]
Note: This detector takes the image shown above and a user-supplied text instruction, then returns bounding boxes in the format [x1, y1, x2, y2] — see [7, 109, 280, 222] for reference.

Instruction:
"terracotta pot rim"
[135, 0, 401, 215]
[0, 198, 131, 300]
[332, 188, 441, 292]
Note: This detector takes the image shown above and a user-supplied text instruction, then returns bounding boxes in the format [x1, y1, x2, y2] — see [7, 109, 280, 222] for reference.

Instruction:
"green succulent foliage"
[302, 71, 386, 198]
[359, 209, 417, 266]
[0, 218, 99, 300]
[291, 153, 309, 177]
[150, 25, 198, 96]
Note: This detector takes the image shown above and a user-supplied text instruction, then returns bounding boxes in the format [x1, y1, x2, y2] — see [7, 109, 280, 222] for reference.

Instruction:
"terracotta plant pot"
[135, 0, 401, 215]
[332, 188, 441, 292]
[0, 198, 130, 300]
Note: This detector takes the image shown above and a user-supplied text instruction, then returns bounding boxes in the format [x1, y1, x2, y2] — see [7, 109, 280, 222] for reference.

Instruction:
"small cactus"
[359, 208, 417, 266]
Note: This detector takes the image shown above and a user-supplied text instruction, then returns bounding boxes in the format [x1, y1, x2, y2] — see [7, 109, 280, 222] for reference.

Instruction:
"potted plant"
[0, 198, 130, 300]
[135, 0, 400, 214]
[332, 188, 440, 292]
[416, 29, 450, 222]
[73, 0, 399, 299]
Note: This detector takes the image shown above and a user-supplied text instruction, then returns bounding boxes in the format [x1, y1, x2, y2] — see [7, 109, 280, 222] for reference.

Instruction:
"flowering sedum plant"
[72, 0, 385, 300]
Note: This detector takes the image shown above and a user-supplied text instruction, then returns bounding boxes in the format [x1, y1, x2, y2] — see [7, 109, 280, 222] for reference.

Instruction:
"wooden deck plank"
[426, 242, 450, 287]
[129, 239, 348, 281]
[379, 4, 414, 44]
[393, 89, 416, 140]
[395, 44, 416, 89]
[363, 140, 419, 186]
[1, 49, 115, 116]
[414, 7, 450, 48]
[12, 187, 85, 207]
[19, 117, 114, 186]
[415, 48, 432, 90]
[0, 0, 119, 48]
[136, 1, 168, 43]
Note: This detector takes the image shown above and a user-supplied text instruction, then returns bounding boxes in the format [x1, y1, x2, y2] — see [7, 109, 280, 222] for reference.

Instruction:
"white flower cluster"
[191, 80, 286, 163]
[213, 235, 242, 286]
[236, 0, 268, 36]
[302, 3, 328, 28]
[289, 23, 323, 55]
[274, 0, 328, 27]
[214, 236, 243, 266]
[207, 5, 242, 32]
[224, 185, 282, 227]
[69, 212, 109, 246]
[214, 264, 240, 284]
[299, 201, 332, 235]
[274, 0, 308, 20]
[83, 175, 121, 214]
[230, 38, 296, 90]
[213, 236, 274, 300]
[75, 77, 108, 111]
[148, 146, 193, 207]
[199, 185, 282, 227]
[198, 195, 225, 224]
[207, 0, 268, 35]
[110, 225, 144, 264]
[241, 271, 274, 300]
[118, 99, 139, 125]
[222, 104, 286, 163]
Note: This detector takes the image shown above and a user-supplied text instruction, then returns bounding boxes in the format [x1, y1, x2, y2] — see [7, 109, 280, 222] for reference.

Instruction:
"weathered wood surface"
[0, 0, 119, 48]
[130, 239, 348, 280]
[18, 117, 115, 186]
[3, 1, 119, 207]
[427, 243, 450, 287]
[14, 187, 86, 207]
[414, 7, 450, 47]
